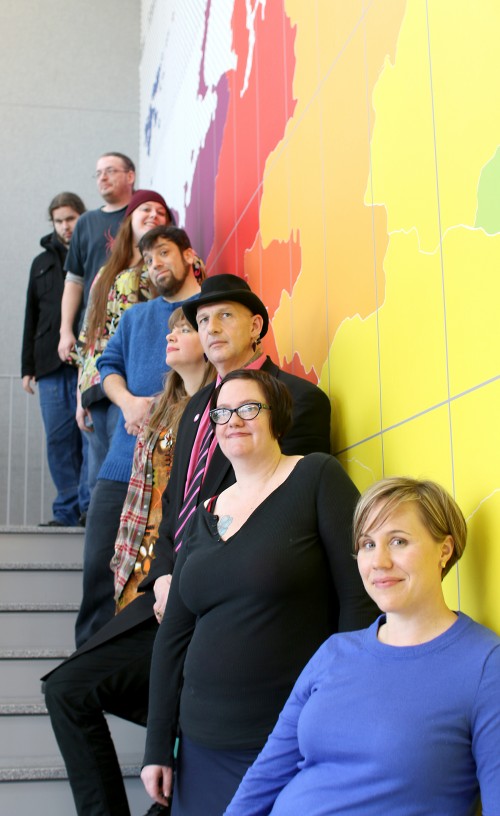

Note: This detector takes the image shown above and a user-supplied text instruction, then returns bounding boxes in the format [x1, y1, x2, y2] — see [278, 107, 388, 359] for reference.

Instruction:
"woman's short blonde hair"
[353, 477, 467, 577]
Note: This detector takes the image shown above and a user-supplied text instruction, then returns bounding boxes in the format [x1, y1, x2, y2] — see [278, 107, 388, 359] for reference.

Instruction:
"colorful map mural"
[140, 0, 500, 632]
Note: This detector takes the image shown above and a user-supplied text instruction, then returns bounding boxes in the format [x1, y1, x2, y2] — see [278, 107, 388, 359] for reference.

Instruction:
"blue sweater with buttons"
[96, 293, 199, 483]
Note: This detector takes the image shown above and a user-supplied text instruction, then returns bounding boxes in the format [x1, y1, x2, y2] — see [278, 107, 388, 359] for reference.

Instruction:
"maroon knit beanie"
[125, 189, 172, 221]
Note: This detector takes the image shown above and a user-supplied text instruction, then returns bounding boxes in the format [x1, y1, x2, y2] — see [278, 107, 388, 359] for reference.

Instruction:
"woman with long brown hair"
[76, 189, 172, 492]
[112, 306, 215, 612]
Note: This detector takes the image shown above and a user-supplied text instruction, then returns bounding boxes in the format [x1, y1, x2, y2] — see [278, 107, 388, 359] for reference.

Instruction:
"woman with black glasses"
[141, 368, 378, 816]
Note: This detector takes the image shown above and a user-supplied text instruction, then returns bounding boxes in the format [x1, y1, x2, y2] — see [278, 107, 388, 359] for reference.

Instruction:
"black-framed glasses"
[209, 402, 271, 425]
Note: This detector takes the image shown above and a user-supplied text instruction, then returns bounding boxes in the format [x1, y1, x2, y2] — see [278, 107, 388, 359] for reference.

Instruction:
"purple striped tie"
[174, 424, 214, 551]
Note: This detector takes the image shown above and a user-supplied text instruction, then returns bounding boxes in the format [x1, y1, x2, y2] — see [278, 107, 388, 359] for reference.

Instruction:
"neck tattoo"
[217, 515, 233, 537]
[216, 455, 283, 538]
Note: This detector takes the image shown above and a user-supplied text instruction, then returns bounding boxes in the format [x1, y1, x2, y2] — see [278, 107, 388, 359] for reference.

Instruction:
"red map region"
[206, 0, 297, 296]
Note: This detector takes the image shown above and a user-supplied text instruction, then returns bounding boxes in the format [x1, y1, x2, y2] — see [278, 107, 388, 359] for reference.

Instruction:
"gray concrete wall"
[0, 0, 140, 524]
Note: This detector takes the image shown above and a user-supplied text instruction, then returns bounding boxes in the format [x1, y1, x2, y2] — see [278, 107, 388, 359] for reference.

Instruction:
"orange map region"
[321, 2, 409, 344]
[265, 0, 408, 380]
[245, 233, 308, 377]
[206, 0, 297, 284]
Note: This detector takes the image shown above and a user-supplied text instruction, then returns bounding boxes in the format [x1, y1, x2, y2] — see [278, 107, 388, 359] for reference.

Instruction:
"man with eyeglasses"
[43, 274, 333, 816]
[58, 152, 135, 362]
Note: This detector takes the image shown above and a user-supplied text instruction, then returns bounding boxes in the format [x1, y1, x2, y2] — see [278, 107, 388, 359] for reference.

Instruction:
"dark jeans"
[86, 398, 121, 491]
[79, 430, 91, 513]
[75, 478, 128, 648]
[44, 618, 157, 816]
[38, 365, 84, 525]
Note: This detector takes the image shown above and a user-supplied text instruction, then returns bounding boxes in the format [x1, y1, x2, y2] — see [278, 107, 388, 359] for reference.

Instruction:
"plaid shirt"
[111, 398, 173, 601]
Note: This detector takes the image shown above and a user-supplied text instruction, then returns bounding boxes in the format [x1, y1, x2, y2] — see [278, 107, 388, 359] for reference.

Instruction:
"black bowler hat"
[182, 274, 269, 337]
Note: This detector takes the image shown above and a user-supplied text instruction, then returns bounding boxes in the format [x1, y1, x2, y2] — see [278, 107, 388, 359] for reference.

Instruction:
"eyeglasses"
[209, 402, 271, 425]
[93, 167, 127, 180]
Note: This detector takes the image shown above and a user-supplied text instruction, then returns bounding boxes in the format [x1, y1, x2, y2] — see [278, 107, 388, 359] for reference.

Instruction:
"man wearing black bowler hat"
[43, 274, 364, 816]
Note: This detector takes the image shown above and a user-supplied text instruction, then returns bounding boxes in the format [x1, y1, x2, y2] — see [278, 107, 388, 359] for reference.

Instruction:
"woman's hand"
[141, 764, 173, 806]
[153, 574, 172, 624]
[76, 405, 94, 433]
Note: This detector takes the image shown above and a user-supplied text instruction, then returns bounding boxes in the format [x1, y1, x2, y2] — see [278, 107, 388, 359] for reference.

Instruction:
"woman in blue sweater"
[225, 477, 500, 816]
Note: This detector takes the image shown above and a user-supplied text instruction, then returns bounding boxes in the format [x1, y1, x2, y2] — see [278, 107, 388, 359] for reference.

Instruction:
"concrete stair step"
[0, 527, 84, 565]
[0, 610, 77, 650]
[0, 650, 70, 698]
[0, 704, 146, 764]
[0, 776, 152, 816]
[0, 568, 83, 604]
[0, 527, 154, 815]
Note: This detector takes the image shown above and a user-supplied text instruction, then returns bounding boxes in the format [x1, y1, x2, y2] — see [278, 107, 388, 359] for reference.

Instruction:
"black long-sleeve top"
[144, 453, 379, 766]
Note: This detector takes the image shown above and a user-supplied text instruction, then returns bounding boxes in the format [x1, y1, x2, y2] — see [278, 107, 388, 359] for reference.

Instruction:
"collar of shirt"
[183, 353, 268, 496]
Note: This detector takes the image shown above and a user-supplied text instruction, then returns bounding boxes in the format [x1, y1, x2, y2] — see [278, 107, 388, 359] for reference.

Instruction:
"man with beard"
[21, 192, 88, 526]
[74, 226, 202, 646]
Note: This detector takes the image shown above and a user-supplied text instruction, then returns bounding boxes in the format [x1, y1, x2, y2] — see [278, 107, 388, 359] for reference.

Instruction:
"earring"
[441, 561, 446, 569]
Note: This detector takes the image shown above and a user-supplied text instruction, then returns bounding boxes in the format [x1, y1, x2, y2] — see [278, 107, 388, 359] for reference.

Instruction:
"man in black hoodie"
[21, 192, 88, 526]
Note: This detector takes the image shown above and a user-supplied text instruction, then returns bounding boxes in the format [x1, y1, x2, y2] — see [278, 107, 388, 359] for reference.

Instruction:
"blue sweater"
[225, 613, 500, 816]
[96, 294, 198, 483]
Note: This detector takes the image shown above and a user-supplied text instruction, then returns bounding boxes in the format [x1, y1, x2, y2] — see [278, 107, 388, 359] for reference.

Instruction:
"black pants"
[75, 478, 129, 647]
[44, 617, 157, 816]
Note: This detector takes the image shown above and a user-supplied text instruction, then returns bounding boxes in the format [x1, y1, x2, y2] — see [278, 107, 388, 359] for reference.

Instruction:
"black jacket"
[21, 232, 78, 379]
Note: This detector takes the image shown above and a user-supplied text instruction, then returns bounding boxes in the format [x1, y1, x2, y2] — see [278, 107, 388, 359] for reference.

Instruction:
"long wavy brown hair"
[84, 211, 171, 350]
[143, 307, 216, 443]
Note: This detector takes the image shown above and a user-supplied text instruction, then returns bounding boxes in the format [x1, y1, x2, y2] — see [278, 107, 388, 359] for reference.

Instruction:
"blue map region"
[144, 64, 162, 155]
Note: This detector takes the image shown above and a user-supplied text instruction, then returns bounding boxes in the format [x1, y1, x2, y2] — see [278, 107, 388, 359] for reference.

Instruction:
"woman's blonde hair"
[353, 477, 467, 577]
[143, 307, 215, 443]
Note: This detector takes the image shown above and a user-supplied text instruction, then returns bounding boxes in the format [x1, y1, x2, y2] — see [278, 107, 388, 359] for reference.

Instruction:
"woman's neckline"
[208, 455, 305, 542]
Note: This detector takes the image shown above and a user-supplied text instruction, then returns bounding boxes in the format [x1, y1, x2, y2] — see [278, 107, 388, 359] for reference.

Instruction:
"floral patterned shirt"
[77, 265, 154, 407]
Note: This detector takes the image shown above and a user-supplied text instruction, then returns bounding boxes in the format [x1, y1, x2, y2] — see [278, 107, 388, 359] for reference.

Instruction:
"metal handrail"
[0, 375, 53, 527]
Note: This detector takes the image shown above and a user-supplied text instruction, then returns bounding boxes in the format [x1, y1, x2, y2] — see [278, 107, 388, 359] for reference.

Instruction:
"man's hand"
[59, 280, 83, 361]
[22, 375, 36, 395]
[141, 765, 173, 807]
[58, 327, 76, 361]
[153, 574, 172, 624]
[122, 395, 153, 436]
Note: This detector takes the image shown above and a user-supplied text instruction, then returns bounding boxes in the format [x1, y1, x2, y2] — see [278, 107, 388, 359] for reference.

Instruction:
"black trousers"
[75, 478, 129, 647]
[44, 617, 158, 816]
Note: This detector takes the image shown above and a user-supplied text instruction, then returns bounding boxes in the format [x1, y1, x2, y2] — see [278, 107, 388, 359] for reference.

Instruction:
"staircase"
[0, 527, 152, 815]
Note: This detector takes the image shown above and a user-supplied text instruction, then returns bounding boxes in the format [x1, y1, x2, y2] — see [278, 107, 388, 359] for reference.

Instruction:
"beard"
[156, 260, 190, 298]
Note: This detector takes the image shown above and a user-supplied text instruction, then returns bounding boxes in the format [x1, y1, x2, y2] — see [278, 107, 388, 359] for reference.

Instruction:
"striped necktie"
[174, 423, 214, 552]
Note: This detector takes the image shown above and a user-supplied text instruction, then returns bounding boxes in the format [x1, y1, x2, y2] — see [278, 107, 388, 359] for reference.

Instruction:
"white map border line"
[334, 372, 500, 457]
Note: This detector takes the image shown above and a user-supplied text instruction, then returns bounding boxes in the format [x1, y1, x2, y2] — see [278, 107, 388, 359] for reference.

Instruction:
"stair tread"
[0, 648, 72, 659]
[0, 562, 82, 570]
[0, 526, 84, 534]
[0, 602, 79, 611]
[0, 700, 47, 715]
[0, 759, 141, 781]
